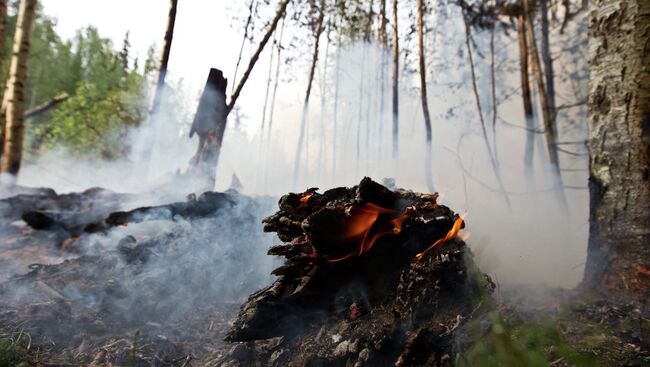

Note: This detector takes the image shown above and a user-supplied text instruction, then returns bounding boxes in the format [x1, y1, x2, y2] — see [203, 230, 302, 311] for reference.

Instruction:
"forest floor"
[0, 185, 647, 367]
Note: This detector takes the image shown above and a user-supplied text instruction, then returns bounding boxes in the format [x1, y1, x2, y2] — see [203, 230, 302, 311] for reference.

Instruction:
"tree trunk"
[263, 15, 286, 192]
[417, 0, 434, 193]
[292, 0, 325, 187]
[539, 0, 556, 121]
[489, 0, 498, 163]
[0, 0, 37, 179]
[332, 4, 341, 180]
[148, 0, 178, 115]
[188, 69, 228, 192]
[517, 12, 535, 178]
[391, 0, 399, 167]
[0, 0, 8, 103]
[461, 7, 511, 208]
[189, 0, 289, 191]
[364, 0, 374, 42]
[378, 0, 387, 44]
[377, 0, 387, 165]
[523, 0, 568, 209]
[583, 0, 650, 298]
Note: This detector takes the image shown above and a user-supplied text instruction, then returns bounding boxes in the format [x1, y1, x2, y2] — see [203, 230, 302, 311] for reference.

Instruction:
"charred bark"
[188, 69, 228, 192]
[583, 0, 650, 298]
[211, 178, 492, 366]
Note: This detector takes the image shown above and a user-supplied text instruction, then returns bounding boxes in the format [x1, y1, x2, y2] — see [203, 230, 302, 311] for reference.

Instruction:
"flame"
[327, 203, 407, 263]
[299, 193, 314, 204]
[415, 214, 466, 261]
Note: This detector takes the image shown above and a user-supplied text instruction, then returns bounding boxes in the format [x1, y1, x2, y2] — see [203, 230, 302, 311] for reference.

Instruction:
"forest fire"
[416, 214, 466, 261]
[327, 203, 407, 263]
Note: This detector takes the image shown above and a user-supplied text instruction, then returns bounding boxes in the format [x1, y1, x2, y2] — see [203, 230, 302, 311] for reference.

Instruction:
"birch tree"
[0, 0, 37, 179]
[583, 0, 650, 298]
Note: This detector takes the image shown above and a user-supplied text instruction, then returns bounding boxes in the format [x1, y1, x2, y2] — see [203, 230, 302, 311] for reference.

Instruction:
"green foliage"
[1, 2, 157, 160]
[458, 311, 599, 367]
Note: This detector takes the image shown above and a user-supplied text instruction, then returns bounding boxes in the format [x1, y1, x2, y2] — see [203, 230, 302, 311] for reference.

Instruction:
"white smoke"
[10, 4, 588, 291]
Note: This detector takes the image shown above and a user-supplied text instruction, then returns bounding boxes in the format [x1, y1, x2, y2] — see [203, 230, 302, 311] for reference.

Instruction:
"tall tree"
[539, 0, 556, 121]
[0, 0, 37, 179]
[417, 0, 434, 192]
[583, 0, 650, 298]
[391, 0, 399, 167]
[461, 5, 511, 208]
[523, 0, 567, 209]
[292, 0, 325, 187]
[517, 10, 535, 178]
[148, 0, 178, 115]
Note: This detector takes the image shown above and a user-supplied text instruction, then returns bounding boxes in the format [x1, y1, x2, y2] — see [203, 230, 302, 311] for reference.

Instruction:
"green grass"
[457, 311, 600, 367]
[0, 336, 29, 367]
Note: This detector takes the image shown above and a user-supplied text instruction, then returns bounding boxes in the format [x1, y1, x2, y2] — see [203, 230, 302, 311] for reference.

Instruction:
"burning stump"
[209, 178, 493, 367]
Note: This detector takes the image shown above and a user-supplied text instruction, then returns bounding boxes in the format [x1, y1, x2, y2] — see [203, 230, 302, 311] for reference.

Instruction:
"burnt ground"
[0, 180, 647, 367]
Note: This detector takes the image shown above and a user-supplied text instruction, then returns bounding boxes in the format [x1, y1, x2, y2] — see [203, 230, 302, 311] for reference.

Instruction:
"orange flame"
[327, 204, 407, 263]
[299, 193, 314, 204]
[415, 214, 465, 261]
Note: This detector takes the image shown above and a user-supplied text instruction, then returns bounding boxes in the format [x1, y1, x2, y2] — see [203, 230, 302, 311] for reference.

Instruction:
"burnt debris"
[211, 177, 492, 367]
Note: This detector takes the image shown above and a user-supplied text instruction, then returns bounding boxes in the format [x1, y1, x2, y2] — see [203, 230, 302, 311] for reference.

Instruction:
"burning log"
[211, 177, 493, 366]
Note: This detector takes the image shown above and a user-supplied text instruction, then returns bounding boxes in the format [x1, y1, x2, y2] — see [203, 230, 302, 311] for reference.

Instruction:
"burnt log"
[209, 178, 492, 366]
[187, 68, 228, 192]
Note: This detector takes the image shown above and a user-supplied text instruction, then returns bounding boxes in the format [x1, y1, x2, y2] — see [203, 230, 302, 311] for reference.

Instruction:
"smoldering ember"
[0, 0, 648, 366]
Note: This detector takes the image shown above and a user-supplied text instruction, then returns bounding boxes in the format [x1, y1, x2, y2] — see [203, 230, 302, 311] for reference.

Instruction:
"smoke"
[4, 2, 588, 316]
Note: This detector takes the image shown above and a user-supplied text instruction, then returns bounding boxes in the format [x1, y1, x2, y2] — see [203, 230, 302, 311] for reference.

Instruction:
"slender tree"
[417, 0, 434, 192]
[391, 0, 399, 167]
[377, 0, 387, 162]
[0, 0, 37, 179]
[517, 11, 535, 178]
[292, 0, 325, 187]
[583, 0, 650, 298]
[489, 0, 498, 162]
[0, 0, 9, 151]
[148, 0, 178, 116]
[232, 0, 257, 95]
[143, 0, 178, 176]
[331, 1, 341, 180]
[263, 15, 286, 192]
[227, 0, 290, 113]
[523, 0, 567, 208]
[539, 0, 556, 121]
[461, 6, 511, 208]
